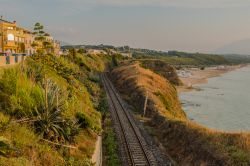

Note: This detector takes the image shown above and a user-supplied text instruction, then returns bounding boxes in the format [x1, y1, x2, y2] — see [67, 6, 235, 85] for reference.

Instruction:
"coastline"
[176, 65, 246, 93]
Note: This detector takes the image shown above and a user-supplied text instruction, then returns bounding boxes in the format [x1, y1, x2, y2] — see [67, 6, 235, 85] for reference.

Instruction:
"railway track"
[101, 73, 158, 166]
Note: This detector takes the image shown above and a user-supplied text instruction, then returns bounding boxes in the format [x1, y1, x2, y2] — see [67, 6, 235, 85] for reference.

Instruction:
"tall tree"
[32, 23, 53, 55]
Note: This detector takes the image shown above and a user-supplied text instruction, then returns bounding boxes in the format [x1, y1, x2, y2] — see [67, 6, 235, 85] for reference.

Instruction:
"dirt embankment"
[111, 62, 185, 119]
[110, 62, 250, 166]
[140, 60, 183, 86]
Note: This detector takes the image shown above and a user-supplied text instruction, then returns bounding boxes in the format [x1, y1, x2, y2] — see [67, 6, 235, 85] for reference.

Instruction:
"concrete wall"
[91, 135, 102, 166]
[0, 55, 26, 67]
[9, 56, 15, 64]
[0, 56, 6, 66]
[17, 56, 22, 62]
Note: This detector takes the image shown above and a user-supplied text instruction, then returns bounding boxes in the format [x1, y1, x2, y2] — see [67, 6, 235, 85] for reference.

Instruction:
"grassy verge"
[99, 90, 121, 166]
[102, 114, 121, 166]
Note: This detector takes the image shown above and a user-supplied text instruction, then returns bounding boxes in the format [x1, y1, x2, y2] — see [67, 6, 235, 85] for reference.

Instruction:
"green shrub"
[155, 91, 172, 110]
[96, 92, 109, 113]
[88, 73, 100, 83]
[0, 156, 29, 166]
[66, 156, 94, 166]
[112, 55, 118, 67]
[76, 112, 92, 129]
[228, 146, 250, 165]
[0, 68, 44, 117]
[0, 113, 9, 129]
[103, 117, 120, 166]
[0, 136, 12, 157]
[77, 48, 87, 54]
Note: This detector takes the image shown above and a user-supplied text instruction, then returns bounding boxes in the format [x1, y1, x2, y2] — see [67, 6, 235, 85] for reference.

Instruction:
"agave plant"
[0, 137, 15, 157]
[34, 79, 78, 143]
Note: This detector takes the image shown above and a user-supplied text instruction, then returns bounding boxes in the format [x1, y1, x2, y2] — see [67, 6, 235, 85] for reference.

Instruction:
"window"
[7, 34, 15, 41]
[7, 27, 13, 30]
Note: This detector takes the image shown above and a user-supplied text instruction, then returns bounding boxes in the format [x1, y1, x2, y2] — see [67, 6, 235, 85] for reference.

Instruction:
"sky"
[1, 0, 250, 53]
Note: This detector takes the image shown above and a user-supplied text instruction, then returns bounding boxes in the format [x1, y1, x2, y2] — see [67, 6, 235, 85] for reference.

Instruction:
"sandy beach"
[177, 65, 246, 93]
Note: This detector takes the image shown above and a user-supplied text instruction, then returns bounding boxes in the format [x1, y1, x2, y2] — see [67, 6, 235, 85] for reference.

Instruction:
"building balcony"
[4, 41, 17, 47]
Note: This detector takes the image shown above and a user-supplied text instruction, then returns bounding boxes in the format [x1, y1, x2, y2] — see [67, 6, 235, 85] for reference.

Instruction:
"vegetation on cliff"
[139, 60, 182, 85]
[111, 62, 185, 120]
[0, 51, 114, 165]
[111, 62, 250, 166]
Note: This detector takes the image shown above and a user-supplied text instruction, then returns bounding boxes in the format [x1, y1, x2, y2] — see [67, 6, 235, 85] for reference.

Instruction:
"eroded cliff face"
[110, 62, 250, 166]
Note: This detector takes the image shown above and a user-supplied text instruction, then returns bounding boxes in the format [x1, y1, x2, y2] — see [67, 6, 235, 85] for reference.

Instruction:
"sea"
[179, 66, 250, 132]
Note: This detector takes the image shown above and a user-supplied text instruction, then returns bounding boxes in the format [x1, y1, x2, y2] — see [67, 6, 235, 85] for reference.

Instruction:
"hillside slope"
[0, 52, 113, 165]
[133, 51, 229, 66]
[111, 62, 250, 166]
[111, 62, 185, 120]
[139, 60, 182, 85]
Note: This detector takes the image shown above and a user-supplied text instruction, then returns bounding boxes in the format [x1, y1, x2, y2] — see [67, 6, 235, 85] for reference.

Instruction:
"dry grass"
[111, 62, 250, 166]
[71, 130, 97, 159]
[0, 122, 65, 166]
[111, 62, 185, 119]
[139, 59, 183, 86]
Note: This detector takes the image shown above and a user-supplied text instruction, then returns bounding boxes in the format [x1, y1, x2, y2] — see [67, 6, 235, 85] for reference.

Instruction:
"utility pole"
[143, 91, 149, 117]
[56, 90, 59, 110]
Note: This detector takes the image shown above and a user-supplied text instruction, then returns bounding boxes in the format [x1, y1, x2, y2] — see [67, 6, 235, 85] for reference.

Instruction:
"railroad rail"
[101, 73, 158, 166]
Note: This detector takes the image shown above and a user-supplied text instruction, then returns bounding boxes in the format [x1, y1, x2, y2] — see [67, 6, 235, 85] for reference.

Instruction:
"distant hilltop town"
[0, 17, 60, 56]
